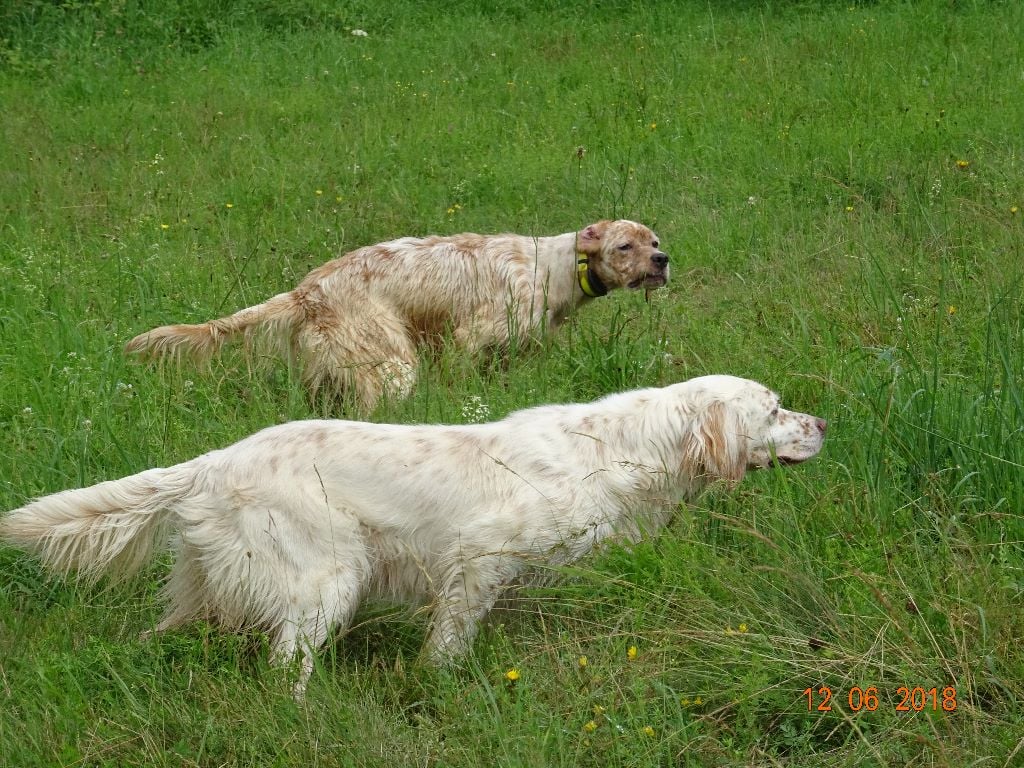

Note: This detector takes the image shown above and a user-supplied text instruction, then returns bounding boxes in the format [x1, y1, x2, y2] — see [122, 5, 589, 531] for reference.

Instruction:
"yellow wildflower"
[1011, 205, 1019, 215]
[592, 704, 606, 716]
[315, 189, 323, 196]
[578, 655, 588, 668]
[947, 305, 957, 315]
[583, 720, 597, 733]
[956, 159, 969, 169]
[627, 645, 638, 660]
[694, 696, 703, 705]
[738, 623, 748, 633]
[225, 202, 234, 208]
[160, 224, 169, 230]
[641, 725, 655, 737]
[504, 668, 520, 682]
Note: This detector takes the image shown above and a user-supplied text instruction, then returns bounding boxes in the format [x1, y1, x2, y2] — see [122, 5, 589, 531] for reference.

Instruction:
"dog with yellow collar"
[127, 219, 669, 410]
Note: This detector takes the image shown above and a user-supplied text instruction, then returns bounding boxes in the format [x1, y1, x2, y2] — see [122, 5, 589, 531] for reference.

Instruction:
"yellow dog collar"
[576, 255, 609, 298]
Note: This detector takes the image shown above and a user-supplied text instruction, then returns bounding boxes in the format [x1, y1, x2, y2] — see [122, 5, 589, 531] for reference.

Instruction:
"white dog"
[126, 220, 669, 410]
[1, 375, 824, 696]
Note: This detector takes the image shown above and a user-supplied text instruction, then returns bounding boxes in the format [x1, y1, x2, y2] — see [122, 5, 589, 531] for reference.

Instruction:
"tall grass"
[2, 1, 1023, 765]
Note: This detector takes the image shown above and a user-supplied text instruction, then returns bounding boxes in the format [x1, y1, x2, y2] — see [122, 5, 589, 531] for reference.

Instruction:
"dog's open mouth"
[770, 449, 823, 467]
[771, 455, 805, 466]
[628, 273, 668, 290]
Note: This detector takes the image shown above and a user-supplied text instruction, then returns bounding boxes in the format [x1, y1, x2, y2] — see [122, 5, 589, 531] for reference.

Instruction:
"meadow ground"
[1, 1, 1022, 765]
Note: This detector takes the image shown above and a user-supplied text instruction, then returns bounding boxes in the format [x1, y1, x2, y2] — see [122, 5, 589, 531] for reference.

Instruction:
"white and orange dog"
[127, 220, 669, 409]
[2, 375, 825, 696]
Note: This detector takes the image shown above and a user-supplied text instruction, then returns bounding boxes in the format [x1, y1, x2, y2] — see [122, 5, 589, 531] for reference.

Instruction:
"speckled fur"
[125, 220, 669, 410]
[0, 375, 824, 697]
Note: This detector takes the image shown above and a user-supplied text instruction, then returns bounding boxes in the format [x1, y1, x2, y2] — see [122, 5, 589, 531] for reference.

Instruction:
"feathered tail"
[125, 291, 304, 361]
[1, 467, 191, 582]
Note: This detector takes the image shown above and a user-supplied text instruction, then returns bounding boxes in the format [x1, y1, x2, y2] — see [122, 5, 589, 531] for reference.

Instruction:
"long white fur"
[1, 375, 825, 696]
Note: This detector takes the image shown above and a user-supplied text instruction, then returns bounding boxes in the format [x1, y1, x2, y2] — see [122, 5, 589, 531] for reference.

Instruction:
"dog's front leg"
[424, 555, 514, 663]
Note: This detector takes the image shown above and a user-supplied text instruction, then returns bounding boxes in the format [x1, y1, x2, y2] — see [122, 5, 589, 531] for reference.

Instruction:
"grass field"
[1, 0, 1022, 764]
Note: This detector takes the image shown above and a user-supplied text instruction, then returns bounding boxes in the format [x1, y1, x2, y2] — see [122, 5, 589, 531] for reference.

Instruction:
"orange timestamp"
[803, 685, 957, 713]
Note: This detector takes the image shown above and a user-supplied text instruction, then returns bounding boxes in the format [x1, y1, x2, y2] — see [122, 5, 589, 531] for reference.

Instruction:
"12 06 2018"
[803, 685, 958, 712]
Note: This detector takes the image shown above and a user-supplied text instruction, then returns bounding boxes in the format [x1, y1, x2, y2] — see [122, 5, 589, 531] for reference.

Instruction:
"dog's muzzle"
[628, 252, 670, 289]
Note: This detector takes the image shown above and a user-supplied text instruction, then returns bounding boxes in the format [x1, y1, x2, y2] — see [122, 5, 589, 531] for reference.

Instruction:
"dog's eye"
[617, 243, 632, 252]
[652, 240, 659, 248]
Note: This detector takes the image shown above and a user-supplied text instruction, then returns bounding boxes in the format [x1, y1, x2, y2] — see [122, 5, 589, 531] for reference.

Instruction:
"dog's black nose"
[651, 252, 669, 267]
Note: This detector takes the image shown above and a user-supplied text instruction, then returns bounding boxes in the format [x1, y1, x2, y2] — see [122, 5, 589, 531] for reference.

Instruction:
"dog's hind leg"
[296, 298, 418, 411]
[141, 541, 210, 640]
[269, 572, 365, 700]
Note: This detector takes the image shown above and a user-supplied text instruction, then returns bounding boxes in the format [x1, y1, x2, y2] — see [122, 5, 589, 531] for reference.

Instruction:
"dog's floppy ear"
[681, 400, 748, 484]
[576, 220, 611, 255]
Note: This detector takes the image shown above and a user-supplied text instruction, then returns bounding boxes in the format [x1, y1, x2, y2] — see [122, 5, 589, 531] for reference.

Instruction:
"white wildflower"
[461, 396, 491, 424]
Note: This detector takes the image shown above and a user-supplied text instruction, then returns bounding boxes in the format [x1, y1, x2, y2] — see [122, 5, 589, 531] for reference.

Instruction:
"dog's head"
[677, 375, 826, 484]
[576, 219, 669, 292]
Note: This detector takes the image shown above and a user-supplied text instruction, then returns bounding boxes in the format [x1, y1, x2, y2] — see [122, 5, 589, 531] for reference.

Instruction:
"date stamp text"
[803, 685, 957, 712]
